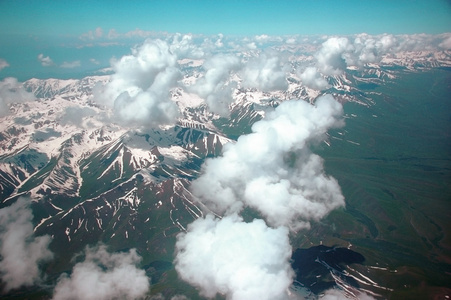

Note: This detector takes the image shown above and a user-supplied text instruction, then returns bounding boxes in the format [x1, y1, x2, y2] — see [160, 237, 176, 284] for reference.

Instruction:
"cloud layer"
[0, 77, 35, 117]
[87, 32, 451, 125]
[38, 54, 54, 67]
[312, 33, 451, 76]
[189, 54, 240, 116]
[52, 245, 150, 300]
[176, 95, 345, 299]
[190, 95, 345, 231]
[0, 59, 9, 71]
[240, 51, 289, 92]
[316, 37, 353, 76]
[93, 39, 181, 127]
[175, 214, 294, 300]
[60, 60, 81, 69]
[91, 34, 296, 124]
[0, 198, 53, 292]
[299, 67, 330, 91]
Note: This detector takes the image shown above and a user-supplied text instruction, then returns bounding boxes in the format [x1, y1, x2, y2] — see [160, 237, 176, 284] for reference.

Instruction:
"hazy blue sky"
[0, 0, 450, 80]
[1, 0, 450, 37]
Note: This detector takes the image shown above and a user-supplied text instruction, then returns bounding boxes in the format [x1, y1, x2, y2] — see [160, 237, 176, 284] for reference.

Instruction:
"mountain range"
[0, 46, 450, 299]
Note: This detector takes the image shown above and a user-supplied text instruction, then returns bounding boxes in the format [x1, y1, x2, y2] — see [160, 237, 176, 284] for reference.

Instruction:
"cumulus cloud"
[285, 37, 297, 44]
[38, 53, 54, 67]
[80, 27, 104, 40]
[254, 34, 270, 43]
[316, 37, 352, 75]
[106, 28, 157, 40]
[93, 39, 181, 127]
[312, 33, 451, 74]
[60, 60, 81, 69]
[240, 51, 289, 91]
[346, 33, 398, 66]
[170, 34, 204, 58]
[191, 95, 345, 231]
[107, 29, 120, 39]
[94, 27, 104, 38]
[123, 28, 156, 39]
[176, 97, 346, 299]
[0, 77, 36, 117]
[0, 59, 9, 71]
[438, 34, 451, 50]
[189, 54, 240, 116]
[52, 245, 150, 300]
[90, 58, 100, 65]
[175, 214, 294, 300]
[299, 67, 330, 90]
[214, 34, 224, 48]
[246, 42, 257, 50]
[0, 198, 53, 292]
[176, 95, 345, 298]
[92, 32, 449, 126]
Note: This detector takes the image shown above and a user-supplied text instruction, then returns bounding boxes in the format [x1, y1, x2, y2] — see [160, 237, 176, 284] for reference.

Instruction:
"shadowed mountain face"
[0, 46, 450, 299]
[291, 245, 365, 295]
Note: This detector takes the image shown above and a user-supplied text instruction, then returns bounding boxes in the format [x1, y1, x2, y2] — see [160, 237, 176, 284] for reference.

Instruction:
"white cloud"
[80, 27, 104, 40]
[347, 33, 398, 66]
[315, 37, 352, 75]
[170, 295, 189, 300]
[246, 42, 257, 49]
[37, 53, 54, 67]
[285, 37, 297, 44]
[0, 198, 53, 292]
[189, 54, 240, 116]
[60, 60, 81, 69]
[107, 28, 120, 39]
[106, 28, 156, 40]
[215, 37, 224, 48]
[312, 33, 451, 73]
[77, 27, 163, 48]
[313, 34, 399, 73]
[175, 214, 294, 300]
[149, 294, 189, 300]
[0, 77, 36, 117]
[299, 67, 330, 90]
[93, 39, 181, 127]
[95, 27, 103, 38]
[255, 34, 270, 42]
[375, 34, 398, 52]
[90, 58, 100, 65]
[438, 34, 451, 50]
[191, 95, 345, 231]
[52, 245, 150, 300]
[60, 106, 97, 127]
[124, 28, 155, 39]
[170, 33, 204, 58]
[240, 51, 289, 92]
[253, 34, 283, 45]
[0, 59, 9, 71]
[187, 48, 291, 115]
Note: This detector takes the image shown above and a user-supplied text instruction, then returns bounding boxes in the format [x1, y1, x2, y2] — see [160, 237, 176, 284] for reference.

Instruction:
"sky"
[1, 0, 450, 36]
[0, 0, 450, 80]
